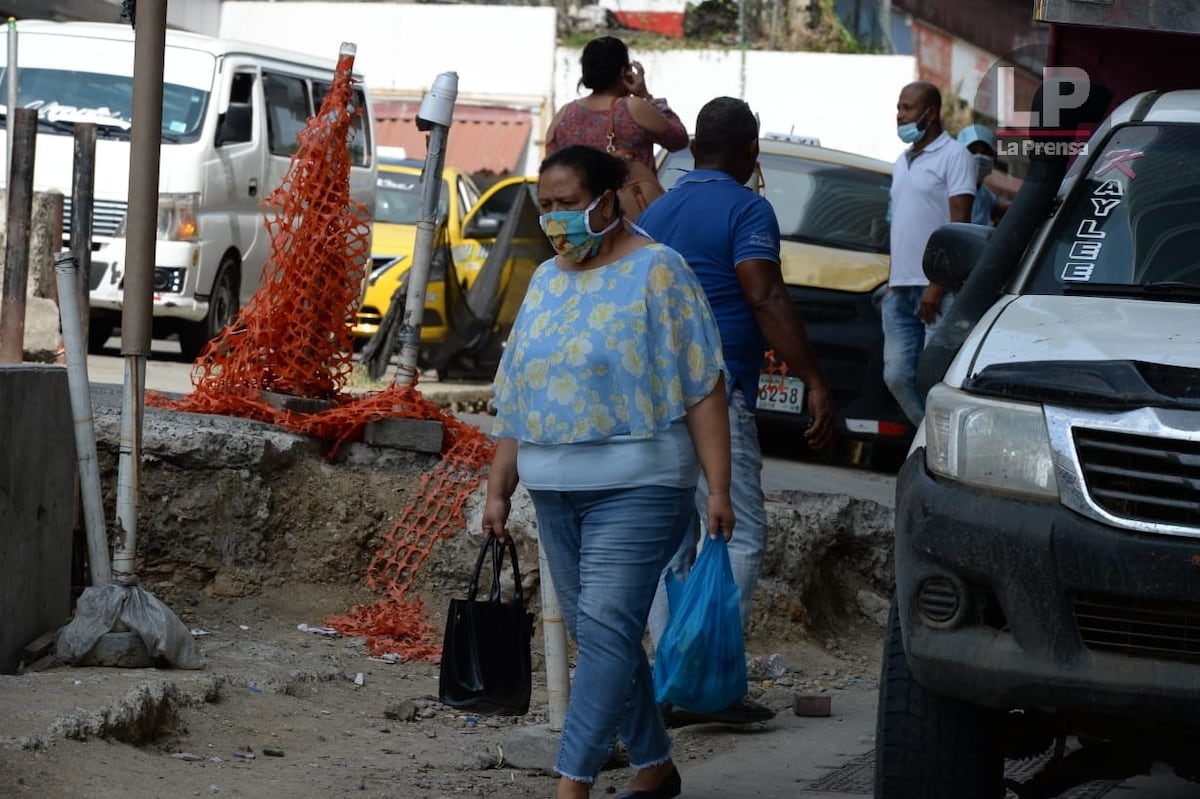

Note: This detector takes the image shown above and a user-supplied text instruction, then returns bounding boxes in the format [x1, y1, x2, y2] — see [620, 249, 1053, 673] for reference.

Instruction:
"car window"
[374, 171, 449, 224]
[1026, 123, 1200, 299]
[458, 176, 480, 222]
[311, 80, 371, 167]
[262, 71, 310, 157]
[762, 153, 891, 254]
[476, 182, 527, 218]
[657, 147, 891, 254]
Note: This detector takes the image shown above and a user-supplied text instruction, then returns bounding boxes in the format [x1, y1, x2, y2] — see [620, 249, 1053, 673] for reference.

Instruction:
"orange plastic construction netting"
[148, 47, 494, 661]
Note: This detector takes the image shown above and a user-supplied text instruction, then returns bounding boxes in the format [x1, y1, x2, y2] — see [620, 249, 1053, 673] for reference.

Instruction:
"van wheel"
[874, 601, 1004, 799]
[179, 259, 239, 360]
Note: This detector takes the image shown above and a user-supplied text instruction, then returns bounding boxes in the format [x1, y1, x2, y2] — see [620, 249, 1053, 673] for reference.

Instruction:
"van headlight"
[157, 193, 199, 241]
[925, 384, 1059, 499]
[119, 193, 199, 241]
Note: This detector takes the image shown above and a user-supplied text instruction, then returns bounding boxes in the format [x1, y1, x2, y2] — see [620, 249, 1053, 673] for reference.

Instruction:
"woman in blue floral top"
[483, 145, 732, 799]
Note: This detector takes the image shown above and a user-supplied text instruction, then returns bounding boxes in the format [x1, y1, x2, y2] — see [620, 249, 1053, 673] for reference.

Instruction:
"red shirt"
[546, 96, 688, 171]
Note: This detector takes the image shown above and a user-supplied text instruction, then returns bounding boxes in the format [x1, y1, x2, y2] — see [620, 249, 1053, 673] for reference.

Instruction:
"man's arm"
[919, 191, 975, 323]
[738, 259, 836, 453]
[948, 192, 973, 223]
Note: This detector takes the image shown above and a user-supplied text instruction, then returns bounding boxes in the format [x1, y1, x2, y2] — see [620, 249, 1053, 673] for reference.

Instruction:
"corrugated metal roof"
[374, 100, 532, 177]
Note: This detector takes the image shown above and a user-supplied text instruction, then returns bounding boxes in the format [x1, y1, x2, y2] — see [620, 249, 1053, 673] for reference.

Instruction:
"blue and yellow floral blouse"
[491, 243, 726, 445]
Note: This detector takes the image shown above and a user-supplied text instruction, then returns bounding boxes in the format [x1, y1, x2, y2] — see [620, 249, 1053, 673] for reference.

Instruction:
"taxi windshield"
[374, 172, 449, 225]
[658, 147, 891, 254]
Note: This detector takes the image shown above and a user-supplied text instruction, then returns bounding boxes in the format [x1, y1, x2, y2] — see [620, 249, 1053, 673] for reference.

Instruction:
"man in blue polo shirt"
[639, 96, 835, 726]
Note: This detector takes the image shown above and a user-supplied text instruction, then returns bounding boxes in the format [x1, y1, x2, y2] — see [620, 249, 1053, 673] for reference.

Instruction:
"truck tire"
[874, 601, 1004, 799]
[179, 259, 239, 361]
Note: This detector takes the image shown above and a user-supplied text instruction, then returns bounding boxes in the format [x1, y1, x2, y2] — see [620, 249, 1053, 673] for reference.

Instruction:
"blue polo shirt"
[637, 169, 780, 410]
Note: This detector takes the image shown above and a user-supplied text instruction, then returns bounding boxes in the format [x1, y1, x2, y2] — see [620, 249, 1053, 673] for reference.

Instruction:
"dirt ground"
[0, 427, 888, 799]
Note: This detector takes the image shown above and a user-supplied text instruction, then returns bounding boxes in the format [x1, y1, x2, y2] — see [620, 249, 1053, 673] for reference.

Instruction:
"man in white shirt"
[884, 81, 976, 426]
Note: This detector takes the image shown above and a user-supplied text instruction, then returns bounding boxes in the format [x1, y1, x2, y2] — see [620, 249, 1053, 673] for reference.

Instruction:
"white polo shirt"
[888, 131, 977, 287]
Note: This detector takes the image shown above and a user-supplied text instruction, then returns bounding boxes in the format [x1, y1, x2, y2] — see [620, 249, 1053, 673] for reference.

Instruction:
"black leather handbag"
[437, 533, 534, 716]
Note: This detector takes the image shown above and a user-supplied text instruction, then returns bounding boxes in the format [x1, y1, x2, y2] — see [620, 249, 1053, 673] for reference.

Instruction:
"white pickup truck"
[875, 1, 1200, 796]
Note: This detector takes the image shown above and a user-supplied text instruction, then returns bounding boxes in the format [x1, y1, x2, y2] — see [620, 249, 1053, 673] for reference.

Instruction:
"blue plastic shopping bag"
[653, 535, 748, 713]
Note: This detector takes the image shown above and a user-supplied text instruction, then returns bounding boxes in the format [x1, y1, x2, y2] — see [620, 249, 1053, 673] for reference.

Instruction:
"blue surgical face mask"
[897, 107, 931, 144]
[973, 152, 994, 185]
[538, 195, 620, 263]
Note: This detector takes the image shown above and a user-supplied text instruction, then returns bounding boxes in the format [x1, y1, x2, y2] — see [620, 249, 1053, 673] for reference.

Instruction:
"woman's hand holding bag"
[652, 534, 748, 713]
[438, 533, 535, 716]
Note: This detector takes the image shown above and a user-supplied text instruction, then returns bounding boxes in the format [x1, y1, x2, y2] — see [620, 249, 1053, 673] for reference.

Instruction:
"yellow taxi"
[354, 157, 538, 348]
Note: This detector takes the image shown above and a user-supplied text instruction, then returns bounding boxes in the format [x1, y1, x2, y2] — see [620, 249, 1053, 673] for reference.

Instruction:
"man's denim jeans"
[881, 285, 955, 426]
[647, 389, 766, 686]
[529, 485, 694, 784]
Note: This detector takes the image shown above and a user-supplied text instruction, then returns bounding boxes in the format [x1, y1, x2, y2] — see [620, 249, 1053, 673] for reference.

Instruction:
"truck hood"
[972, 295, 1200, 372]
[779, 240, 889, 293]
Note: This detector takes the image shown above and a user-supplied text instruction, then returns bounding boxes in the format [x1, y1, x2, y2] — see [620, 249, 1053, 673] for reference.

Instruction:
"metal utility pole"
[113, 0, 166, 577]
[393, 71, 457, 388]
[6, 17, 16, 186]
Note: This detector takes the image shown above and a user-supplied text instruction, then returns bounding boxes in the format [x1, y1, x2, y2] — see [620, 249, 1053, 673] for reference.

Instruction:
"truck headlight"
[925, 384, 1059, 499]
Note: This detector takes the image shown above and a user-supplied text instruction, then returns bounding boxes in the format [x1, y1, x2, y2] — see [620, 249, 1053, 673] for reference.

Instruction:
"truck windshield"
[0, 67, 209, 142]
[1027, 124, 1200, 301]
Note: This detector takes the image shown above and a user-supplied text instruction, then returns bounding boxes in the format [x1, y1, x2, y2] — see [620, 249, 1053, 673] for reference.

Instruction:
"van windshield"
[0, 67, 209, 142]
[1027, 124, 1200, 302]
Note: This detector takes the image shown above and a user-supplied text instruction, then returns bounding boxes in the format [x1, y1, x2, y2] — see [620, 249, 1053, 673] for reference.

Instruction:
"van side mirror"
[464, 214, 501, 239]
[923, 222, 995, 292]
[216, 102, 252, 146]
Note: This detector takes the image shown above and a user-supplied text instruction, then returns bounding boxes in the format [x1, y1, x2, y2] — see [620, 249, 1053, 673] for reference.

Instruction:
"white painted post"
[538, 539, 570, 731]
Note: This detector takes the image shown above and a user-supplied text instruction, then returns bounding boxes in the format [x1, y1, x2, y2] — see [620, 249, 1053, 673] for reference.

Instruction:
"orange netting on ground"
[147, 47, 495, 661]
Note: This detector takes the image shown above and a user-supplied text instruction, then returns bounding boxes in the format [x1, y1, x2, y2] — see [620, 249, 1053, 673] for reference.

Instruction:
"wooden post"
[0, 107, 37, 363]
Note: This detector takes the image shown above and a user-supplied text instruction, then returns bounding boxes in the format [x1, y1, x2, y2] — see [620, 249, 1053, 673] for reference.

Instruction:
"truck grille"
[61, 196, 128, 240]
[1073, 593, 1200, 665]
[1074, 428, 1200, 528]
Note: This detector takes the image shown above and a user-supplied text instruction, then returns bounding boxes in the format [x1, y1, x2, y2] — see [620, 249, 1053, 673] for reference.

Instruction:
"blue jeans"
[647, 389, 766, 689]
[530, 485, 695, 784]
[881, 285, 955, 426]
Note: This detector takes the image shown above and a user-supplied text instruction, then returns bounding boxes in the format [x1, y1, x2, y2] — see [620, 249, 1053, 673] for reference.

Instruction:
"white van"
[0, 20, 377, 358]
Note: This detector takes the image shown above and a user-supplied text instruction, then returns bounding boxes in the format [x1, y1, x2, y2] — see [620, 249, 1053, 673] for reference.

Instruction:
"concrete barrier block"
[259, 390, 337, 415]
[363, 418, 444, 454]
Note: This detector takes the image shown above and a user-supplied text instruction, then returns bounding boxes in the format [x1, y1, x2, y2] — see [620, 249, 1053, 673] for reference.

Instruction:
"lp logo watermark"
[996, 67, 1092, 156]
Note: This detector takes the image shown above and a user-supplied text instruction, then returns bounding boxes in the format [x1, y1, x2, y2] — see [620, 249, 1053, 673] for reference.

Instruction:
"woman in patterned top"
[545, 35, 689, 171]
[483, 145, 732, 799]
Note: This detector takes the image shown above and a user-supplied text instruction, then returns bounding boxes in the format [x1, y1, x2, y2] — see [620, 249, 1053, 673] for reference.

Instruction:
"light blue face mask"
[897, 107, 931, 144]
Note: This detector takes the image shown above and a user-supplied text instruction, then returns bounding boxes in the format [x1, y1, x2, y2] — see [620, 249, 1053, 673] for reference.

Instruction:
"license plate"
[757, 373, 805, 414]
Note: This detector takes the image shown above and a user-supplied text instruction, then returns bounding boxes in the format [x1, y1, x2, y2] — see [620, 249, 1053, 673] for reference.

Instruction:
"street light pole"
[393, 71, 458, 388]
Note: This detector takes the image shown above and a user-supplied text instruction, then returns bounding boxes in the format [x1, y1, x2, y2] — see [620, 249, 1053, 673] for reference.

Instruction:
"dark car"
[657, 134, 910, 467]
